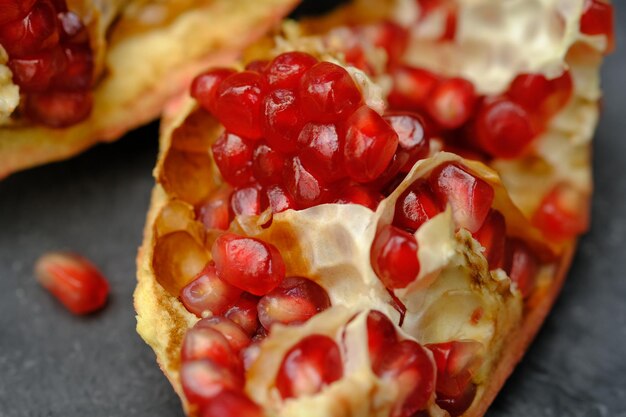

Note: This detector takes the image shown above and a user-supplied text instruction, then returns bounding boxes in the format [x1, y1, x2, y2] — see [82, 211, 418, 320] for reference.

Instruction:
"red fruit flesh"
[34, 252, 109, 314]
[507, 71, 573, 124]
[211, 233, 286, 296]
[393, 181, 441, 232]
[180, 263, 241, 316]
[532, 183, 589, 242]
[266, 185, 296, 213]
[266, 51, 318, 89]
[436, 384, 478, 417]
[195, 316, 251, 352]
[426, 78, 477, 130]
[366, 310, 398, 367]
[211, 132, 254, 187]
[299, 61, 363, 123]
[429, 163, 495, 233]
[374, 340, 436, 417]
[343, 106, 399, 183]
[333, 183, 383, 210]
[276, 335, 343, 399]
[252, 143, 285, 186]
[371, 224, 420, 289]
[25, 91, 93, 128]
[0, 0, 36, 26]
[504, 239, 539, 298]
[200, 390, 263, 417]
[215, 71, 266, 140]
[473, 209, 506, 269]
[0, 1, 59, 57]
[285, 156, 328, 208]
[298, 123, 346, 183]
[360, 21, 409, 68]
[580, 0, 615, 52]
[180, 359, 242, 406]
[262, 89, 304, 153]
[181, 327, 239, 371]
[426, 340, 483, 401]
[384, 113, 430, 172]
[225, 293, 260, 336]
[257, 277, 331, 330]
[388, 66, 439, 111]
[191, 68, 236, 113]
[196, 187, 233, 231]
[231, 186, 267, 217]
[54, 44, 93, 90]
[7, 47, 67, 92]
[245, 59, 269, 73]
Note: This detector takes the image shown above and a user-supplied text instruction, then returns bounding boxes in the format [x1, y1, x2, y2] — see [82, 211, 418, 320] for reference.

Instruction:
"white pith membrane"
[135, 0, 607, 416]
[0, 46, 19, 125]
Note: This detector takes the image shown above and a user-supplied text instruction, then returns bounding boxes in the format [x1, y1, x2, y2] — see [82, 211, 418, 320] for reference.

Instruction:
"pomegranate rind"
[0, 0, 300, 179]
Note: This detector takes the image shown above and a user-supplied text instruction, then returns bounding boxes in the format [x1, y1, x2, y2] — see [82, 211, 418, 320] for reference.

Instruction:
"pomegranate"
[366, 310, 399, 367]
[194, 316, 252, 352]
[580, 0, 615, 52]
[180, 359, 243, 406]
[181, 326, 239, 370]
[371, 224, 421, 289]
[195, 187, 233, 231]
[504, 239, 539, 298]
[214, 71, 266, 140]
[532, 183, 589, 242]
[426, 78, 477, 130]
[473, 210, 507, 269]
[393, 181, 441, 232]
[180, 262, 242, 317]
[225, 293, 260, 336]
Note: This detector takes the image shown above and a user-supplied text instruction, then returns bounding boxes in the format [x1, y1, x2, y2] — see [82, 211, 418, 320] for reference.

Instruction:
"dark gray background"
[1, 2, 624, 416]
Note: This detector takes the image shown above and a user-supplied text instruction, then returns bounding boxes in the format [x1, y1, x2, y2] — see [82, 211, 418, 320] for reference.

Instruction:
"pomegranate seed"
[429, 163, 494, 233]
[474, 98, 535, 159]
[57, 11, 87, 43]
[231, 185, 268, 217]
[266, 184, 296, 213]
[245, 59, 269, 73]
[384, 113, 430, 172]
[180, 263, 241, 316]
[532, 183, 589, 242]
[252, 143, 285, 186]
[180, 359, 242, 405]
[580, 0, 615, 52]
[266, 51, 318, 89]
[0, 1, 59, 57]
[426, 78, 476, 130]
[508, 71, 573, 123]
[53, 44, 93, 90]
[195, 316, 251, 352]
[374, 340, 436, 417]
[436, 384, 477, 417]
[181, 327, 239, 370]
[361, 21, 409, 67]
[276, 335, 343, 399]
[388, 66, 439, 111]
[257, 277, 331, 330]
[393, 181, 441, 232]
[298, 122, 346, 182]
[0, 0, 36, 26]
[35, 252, 109, 315]
[8, 47, 66, 93]
[25, 91, 92, 127]
[504, 239, 539, 298]
[473, 209, 506, 268]
[200, 390, 263, 417]
[191, 68, 236, 113]
[285, 156, 328, 208]
[344, 106, 399, 183]
[214, 71, 266, 140]
[211, 132, 254, 187]
[333, 183, 383, 210]
[196, 187, 233, 231]
[225, 293, 260, 336]
[212, 233, 286, 296]
[262, 89, 303, 153]
[299, 61, 362, 123]
[366, 310, 398, 367]
[371, 224, 420, 289]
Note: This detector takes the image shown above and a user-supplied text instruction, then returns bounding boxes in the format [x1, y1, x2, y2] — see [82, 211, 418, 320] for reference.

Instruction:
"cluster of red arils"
[0, 0, 94, 127]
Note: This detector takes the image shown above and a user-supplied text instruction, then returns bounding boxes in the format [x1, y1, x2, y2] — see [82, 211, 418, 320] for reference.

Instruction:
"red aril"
[252, 143, 285, 186]
[257, 277, 331, 330]
[196, 187, 233, 231]
[57, 11, 87, 43]
[299, 61, 362, 123]
[426, 78, 477, 130]
[284, 156, 328, 208]
[200, 390, 263, 417]
[225, 293, 260, 336]
[473, 209, 506, 269]
[25, 91, 92, 127]
[180, 263, 241, 316]
[343, 106, 399, 183]
[214, 71, 266, 140]
[191, 68, 236, 114]
[54, 44, 93, 90]
[0, 1, 59, 57]
[366, 310, 398, 367]
[436, 384, 477, 417]
[245, 59, 269, 73]
[504, 239, 539, 298]
[275, 335, 343, 399]
[34, 252, 109, 315]
[266, 185, 296, 213]
[231, 185, 267, 217]
[265, 51, 318, 89]
[180, 359, 243, 405]
[371, 224, 420, 289]
[360, 21, 409, 68]
[507, 71, 573, 124]
[262, 88, 303, 154]
[211, 233, 286, 296]
[7, 47, 67, 92]
[0, 0, 36, 26]
[211, 132, 254, 187]
[384, 113, 430, 172]
[374, 340, 436, 417]
[181, 327, 239, 370]
[298, 122, 346, 182]
[429, 163, 495, 233]
[195, 316, 251, 352]
[580, 0, 615, 53]
[333, 183, 383, 210]
[388, 66, 439, 111]
[393, 181, 441, 232]
[532, 183, 589, 242]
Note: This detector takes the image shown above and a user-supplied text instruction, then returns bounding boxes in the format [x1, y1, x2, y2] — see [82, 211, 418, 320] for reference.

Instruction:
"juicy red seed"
[53, 44, 93, 90]
[34, 252, 109, 315]
[371, 224, 420, 289]
[257, 277, 331, 330]
[474, 98, 535, 159]
[262, 89, 304, 154]
[180, 263, 241, 316]
[231, 186, 267, 217]
[180, 360, 242, 406]
[266, 185, 296, 213]
[266, 51, 318, 89]
[299, 61, 363, 123]
[225, 293, 260, 336]
[384, 113, 430, 172]
[429, 163, 495, 233]
[212, 233, 286, 296]
[361, 21, 409, 67]
[200, 390, 263, 417]
[374, 340, 436, 417]
[388, 66, 439, 111]
[426, 78, 476, 130]
[191, 68, 237, 114]
[504, 239, 539, 298]
[196, 187, 233, 231]
[532, 183, 589, 242]
[473, 209, 506, 268]
[276, 335, 343, 399]
[333, 183, 383, 210]
[0, 1, 59, 57]
[25, 91, 92, 127]
[195, 316, 252, 352]
[393, 181, 441, 232]
[57, 11, 87, 42]
[181, 327, 239, 369]
[252, 143, 285, 186]
[245, 59, 269, 73]
[366, 310, 398, 368]
[298, 122, 346, 182]
[508, 71, 573, 121]
[214, 71, 266, 140]
[285, 156, 328, 208]
[580, 0, 615, 52]
[8, 47, 66, 92]
[211, 132, 254, 187]
[426, 340, 483, 398]
[436, 384, 477, 417]
[0, 0, 36, 26]
[344, 106, 399, 183]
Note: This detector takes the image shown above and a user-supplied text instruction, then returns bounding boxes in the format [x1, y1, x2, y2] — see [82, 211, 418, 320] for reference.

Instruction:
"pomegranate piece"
[180, 263, 241, 316]
[429, 163, 495, 233]
[384, 113, 430, 172]
[180, 359, 242, 406]
[507, 71, 573, 123]
[344, 106, 399, 183]
[371, 224, 420, 289]
[265, 51, 318, 89]
[196, 187, 233, 231]
[298, 122, 346, 183]
[474, 98, 536, 159]
[473, 209, 506, 269]
[580, 0, 615, 52]
[266, 185, 296, 213]
[393, 181, 441, 232]
[532, 183, 589, 242]
[225, 293, 260, 336]
[214, 71, 266, 140]
[211, 233, 286, 296]
[426, 78, 477, 130]
[0, 1, 59, 57]
[299, 61, 362, 123]
[374, 340, 436, 417]
[0, 0, 36, 26]
[388, 66, 439, 111]
[262, 88, 304, 154]
[245, 59, 269, 73]
[257, 277, 331, 330]
[366, 310, 398, 367]
[181, 327, 239, 371]
[201, 390, 263, 417]
[231, 185, 267, 217]
[25, 91, 93, 127]
[211, 132, 254, 187]
[504, 239, 539, 298]
[276, 335, 343, 399]
[191, 68, 237, 114]
[333, 183, 383, 210]
[195, 316, 251, 352]
[284, 156, 328, 208]
[7, 47, 66, 92]
[54, 44, 93, 90]
[252, 143, 285, 186]
[34, 252, 109, 315]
